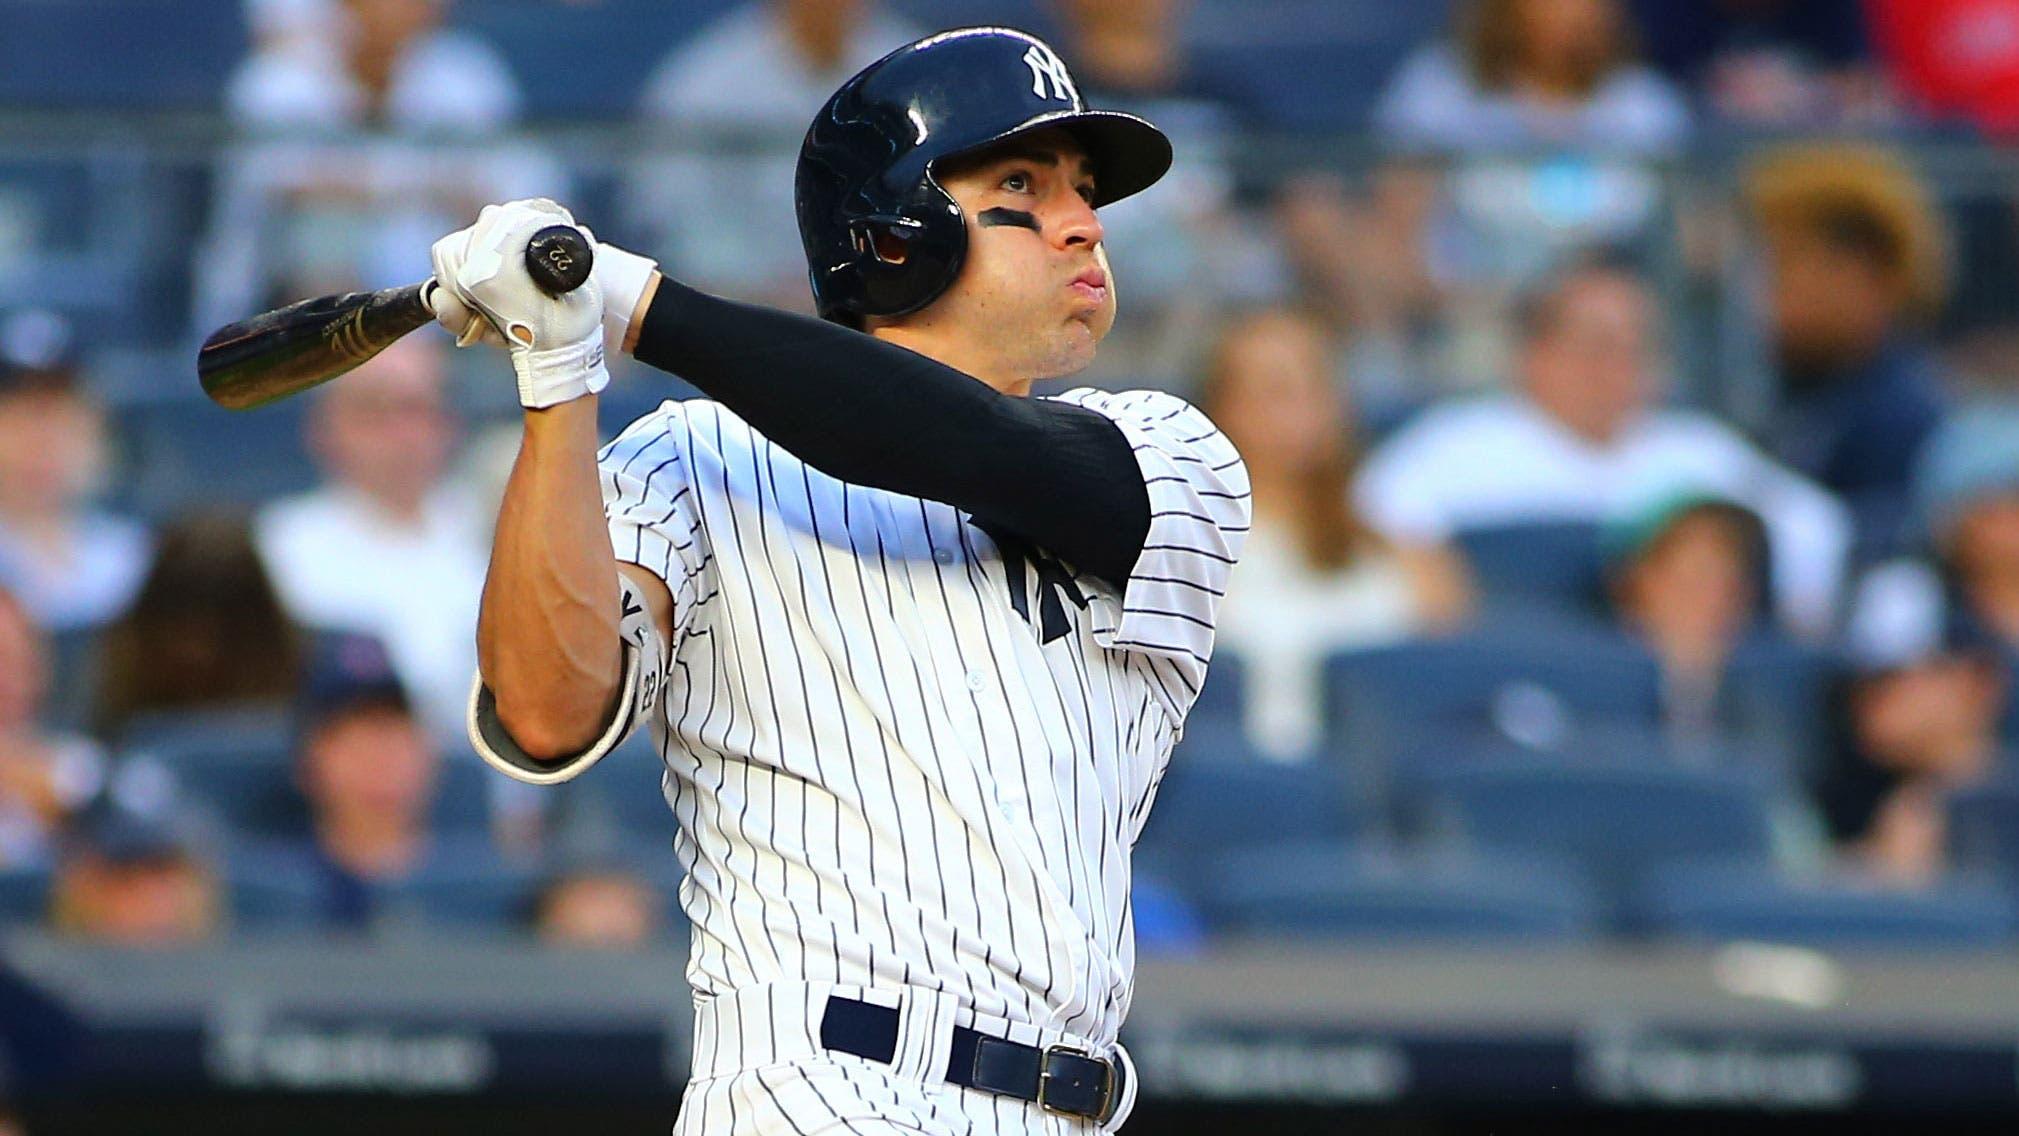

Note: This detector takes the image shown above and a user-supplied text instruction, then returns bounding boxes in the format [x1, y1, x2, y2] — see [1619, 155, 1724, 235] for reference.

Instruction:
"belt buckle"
[1037, 1044, 1114, 1121]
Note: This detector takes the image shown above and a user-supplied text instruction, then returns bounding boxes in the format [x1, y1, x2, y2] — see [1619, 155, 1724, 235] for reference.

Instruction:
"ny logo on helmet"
[1023, 44, 1076, 102]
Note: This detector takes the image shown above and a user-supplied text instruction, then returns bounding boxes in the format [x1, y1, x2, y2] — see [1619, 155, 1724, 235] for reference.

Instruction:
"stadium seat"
[1451, 521, 1605, 616]
[116, 706, 294, 767]
[1420, 758, 1779, 910]
[452, 0, 741, 120]
[1201, 841, 1597, 942]
[1187, 0, 1456, 132]
[1187, 651, 1245, 732]
[115, 396, 318, 521]
[41, 625, 100, 734]
[381, 864, 544, 930]
[1947, 778, 2019, 881]
[1324, 622, 1663, 775]
[227, 867, 324, 931]
[0, 866, 52, 924]
[556, 735, 678, 842]
[174, 757, 303, 838]
[0, 0, 245, 110]
[1134, 758, 1360, 878]
[1633, 861, 2018, 950]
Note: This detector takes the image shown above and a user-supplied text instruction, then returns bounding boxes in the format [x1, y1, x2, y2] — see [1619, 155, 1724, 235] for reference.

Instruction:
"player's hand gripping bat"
[196, 225, 594, 410]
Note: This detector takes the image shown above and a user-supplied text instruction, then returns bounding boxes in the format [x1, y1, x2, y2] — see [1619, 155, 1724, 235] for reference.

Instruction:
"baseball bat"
[196, 225, 594, 410]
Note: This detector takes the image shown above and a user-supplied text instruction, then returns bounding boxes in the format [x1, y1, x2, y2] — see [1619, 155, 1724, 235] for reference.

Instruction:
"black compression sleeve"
[630, 278, 1151, 586]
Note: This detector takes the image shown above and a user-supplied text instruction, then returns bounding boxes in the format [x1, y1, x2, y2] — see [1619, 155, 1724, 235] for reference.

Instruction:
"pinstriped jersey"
[490, 386, 1246, 1049]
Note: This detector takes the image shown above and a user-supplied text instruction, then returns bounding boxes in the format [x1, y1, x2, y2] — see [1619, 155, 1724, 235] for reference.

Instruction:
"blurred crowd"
[11, 0, 2019, 951]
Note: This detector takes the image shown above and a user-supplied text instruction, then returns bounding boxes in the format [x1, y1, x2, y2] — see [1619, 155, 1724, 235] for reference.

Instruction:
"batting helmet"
[795, 27, 1173, 326]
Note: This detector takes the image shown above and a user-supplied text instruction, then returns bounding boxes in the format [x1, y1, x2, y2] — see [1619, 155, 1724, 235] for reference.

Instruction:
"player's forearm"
[628, 277, 1150, 583]
[476, 397, 625, 759]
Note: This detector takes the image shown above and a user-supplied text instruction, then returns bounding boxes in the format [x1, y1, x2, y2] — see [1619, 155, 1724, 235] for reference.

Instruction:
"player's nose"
[1052, 192, 1104, 250]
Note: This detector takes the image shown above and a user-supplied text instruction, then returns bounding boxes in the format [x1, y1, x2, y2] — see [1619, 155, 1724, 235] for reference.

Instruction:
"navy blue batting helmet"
[795, 27, 1173, 326]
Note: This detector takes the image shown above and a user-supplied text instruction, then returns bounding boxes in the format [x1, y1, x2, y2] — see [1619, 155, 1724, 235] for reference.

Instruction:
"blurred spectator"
[1046, 0, 1262, 381]
[1376, 0, 1692, 153]
[1826, 561, 2008, 885]
[533, 866, 662, 949]
[626, 0, 921, 306]
[1271, 164, 1448, 420]
[49, 776, 221, 945]
[0, 311, 150, 632]
[196, 0, 563, 332]
[1602, 491, 1767, 745]
[254, 338, 485, 746]
[245, 0, 337, 50]
[93, 513, 303, 741]
[0, 586, 105, 868]
[1365, 1, 1692, 371]
[1356, 258, 1851, 636]
[1869, 0, 2019, 137]
[257, 636, 496, 930]
[1206, 310, 1472, 758]
[1744, 143, 1949, 556]
[1630, 0, 1894, 127]
[1917, 403, 2019, 662]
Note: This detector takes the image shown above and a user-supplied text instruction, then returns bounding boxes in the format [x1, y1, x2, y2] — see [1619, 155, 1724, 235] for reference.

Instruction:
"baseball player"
[429, 28, 1248, 1135]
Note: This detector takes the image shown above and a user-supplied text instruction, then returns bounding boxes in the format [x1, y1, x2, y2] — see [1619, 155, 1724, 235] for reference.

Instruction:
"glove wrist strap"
[513, 334, 609, 409]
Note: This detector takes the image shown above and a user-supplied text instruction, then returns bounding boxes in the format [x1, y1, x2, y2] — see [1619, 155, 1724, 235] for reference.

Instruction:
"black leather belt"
[819, 995, 1122, 1123]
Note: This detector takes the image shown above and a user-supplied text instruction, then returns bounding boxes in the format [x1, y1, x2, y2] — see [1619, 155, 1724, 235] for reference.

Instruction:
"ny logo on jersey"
[973, 520, 1087, 645]
[1023, 43, 1077, 103]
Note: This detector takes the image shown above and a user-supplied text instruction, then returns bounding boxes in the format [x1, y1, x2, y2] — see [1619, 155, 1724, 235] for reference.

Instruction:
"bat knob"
[524, 225, 595, 296]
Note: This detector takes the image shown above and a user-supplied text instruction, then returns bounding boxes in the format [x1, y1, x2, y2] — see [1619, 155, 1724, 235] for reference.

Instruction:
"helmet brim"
[948, 109, 1174, 210]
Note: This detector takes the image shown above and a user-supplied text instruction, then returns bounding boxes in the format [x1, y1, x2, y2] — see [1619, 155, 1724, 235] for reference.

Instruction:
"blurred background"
[6, 0, 2019, 1132]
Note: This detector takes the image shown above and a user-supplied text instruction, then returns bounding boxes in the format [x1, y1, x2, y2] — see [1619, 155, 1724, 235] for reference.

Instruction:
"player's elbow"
[493, 681, 621, 763]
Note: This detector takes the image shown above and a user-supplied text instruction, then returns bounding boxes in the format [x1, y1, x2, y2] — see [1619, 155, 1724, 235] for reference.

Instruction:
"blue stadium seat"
[228, 835, 540, 931]
[1452, 521, 1605, 616]
[227, 867, 324, 931]
[115, 396, 319, 521]
[117, 706, 295, 767]
[1187, 651, 1245, 731]
[1324, 621, 1663, 765]
[383, 864, 544, 929]
[175, 757, 303, 838]
[1187, 0, 1455, 131]
[41, 624, 100, 734]
[1201, 842, 1597, 942]
[452, 0, 742, 120]
[1634, 861, 2018, 950]
[1947, 778, 2019, 881]
[0, 0, 245, 110]
[0, 866, 52, 924]
[1134, 758, 1359, 878]
[1420, 759, 1778, 908]
[555, 734, 678, 842]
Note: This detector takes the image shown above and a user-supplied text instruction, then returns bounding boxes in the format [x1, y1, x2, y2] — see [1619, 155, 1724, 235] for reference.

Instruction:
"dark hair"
[94, 511, 303, 737]
[1513, 250, 1646, 344]
[1200, 308, 1383, 572]
[1460, 0, 1632, 96]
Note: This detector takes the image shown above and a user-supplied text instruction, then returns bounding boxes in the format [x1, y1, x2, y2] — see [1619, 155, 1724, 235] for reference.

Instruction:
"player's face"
[933, 130, 1117, 381]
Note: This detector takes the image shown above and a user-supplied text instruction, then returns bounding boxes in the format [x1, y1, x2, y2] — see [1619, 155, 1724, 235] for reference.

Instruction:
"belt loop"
[889, 987, 959, 1084]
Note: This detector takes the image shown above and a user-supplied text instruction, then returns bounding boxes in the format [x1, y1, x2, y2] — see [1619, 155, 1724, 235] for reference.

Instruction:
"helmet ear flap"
[840, 183, 967, 321]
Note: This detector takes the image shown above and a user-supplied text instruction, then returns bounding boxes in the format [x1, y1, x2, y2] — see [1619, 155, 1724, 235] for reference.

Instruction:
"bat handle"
[524, 225, 594, 295]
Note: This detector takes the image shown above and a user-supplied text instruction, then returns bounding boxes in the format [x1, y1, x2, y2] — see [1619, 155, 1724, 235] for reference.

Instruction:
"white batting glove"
[435, 200, 609, 409]
[431, 201, 658, 350]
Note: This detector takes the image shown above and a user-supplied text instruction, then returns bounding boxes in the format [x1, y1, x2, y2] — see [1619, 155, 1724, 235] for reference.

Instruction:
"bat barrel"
[197, 283, 435, 411]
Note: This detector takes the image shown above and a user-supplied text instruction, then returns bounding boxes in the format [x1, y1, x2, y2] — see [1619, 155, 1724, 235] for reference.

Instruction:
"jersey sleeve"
[600, 402, 713, 610]
[466, 403, 706, 786]
[1049, 388, 1251, 724]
